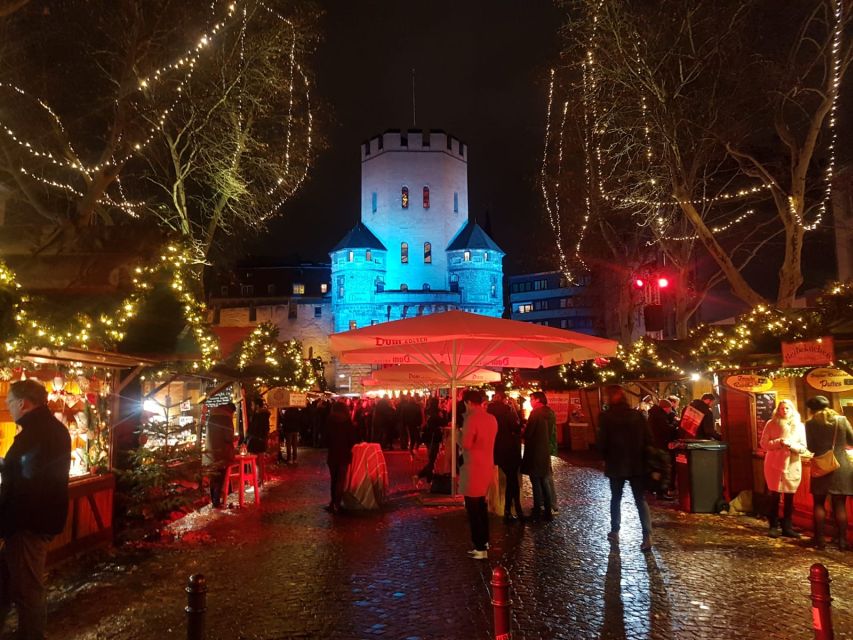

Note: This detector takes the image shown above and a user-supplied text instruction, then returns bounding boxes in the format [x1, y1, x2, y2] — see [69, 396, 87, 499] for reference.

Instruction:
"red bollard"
[491, 565, 512, 640]
[809, 563, 834, 640]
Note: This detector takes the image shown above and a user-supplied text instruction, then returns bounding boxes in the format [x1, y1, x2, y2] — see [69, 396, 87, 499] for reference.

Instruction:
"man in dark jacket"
[1, 379, 71, 639]
[372, 395, 396, 450]
[325, 401, 357, 513]
[647, 399, 676, 499]
[680, 393, 719, 440]
[597, 385, 653, 551]
[521, 392, 557, 521]
[488, 390, 524, 522]
[280, 406, 302, 463]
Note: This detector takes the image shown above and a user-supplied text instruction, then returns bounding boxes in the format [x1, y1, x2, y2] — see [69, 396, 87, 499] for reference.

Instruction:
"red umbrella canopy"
[330, 310, 617, 370]
[362, 364, 502, 388]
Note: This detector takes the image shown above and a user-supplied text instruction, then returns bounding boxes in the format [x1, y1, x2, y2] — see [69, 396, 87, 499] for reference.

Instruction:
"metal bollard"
[809, 563, 834, 640]
[491, 565, 512, 640]
[186, 574, 208, 640]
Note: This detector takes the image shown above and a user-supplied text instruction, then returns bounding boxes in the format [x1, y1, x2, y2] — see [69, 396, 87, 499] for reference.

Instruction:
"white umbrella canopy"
[362, 364, 501, 388]
[331, 310, 618, 495]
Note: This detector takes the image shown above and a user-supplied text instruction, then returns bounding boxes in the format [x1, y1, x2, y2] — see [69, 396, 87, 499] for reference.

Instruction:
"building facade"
[330, 129, 505, 333]
[508, 270, 604, 335]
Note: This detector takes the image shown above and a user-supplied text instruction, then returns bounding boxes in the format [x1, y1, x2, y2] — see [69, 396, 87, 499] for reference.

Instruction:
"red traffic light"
[657, 277, 669, 288]
[633, 278, 645, 289]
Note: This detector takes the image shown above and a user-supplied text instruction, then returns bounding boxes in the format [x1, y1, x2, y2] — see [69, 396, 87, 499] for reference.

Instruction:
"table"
[344, 443, 388, 510]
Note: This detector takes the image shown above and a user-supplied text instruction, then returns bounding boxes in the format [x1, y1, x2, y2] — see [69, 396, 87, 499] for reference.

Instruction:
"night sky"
[255, 1, 564, 275]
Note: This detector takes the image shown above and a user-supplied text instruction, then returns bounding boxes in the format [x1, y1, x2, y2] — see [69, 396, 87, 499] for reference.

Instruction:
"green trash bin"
[669, 439, 728, 513]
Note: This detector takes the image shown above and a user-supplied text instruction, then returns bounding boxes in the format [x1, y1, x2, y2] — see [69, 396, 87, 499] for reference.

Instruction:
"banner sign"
[723, 374, 773, 394]
[805, 367, 853, 393]
[782, 337, 834, 367]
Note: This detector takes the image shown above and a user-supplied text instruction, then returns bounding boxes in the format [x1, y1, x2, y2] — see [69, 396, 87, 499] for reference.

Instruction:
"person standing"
[1, 379, 71, 639]
[246, 396, 270, 485]
[597, 385, 653, 552]
[488, 390, 524, 522]
[521, 392, 557, 521]
[325, 401, 357, 513]
[281, 406, 302, 464]
[204, 402, 236, 508]
[459, 389, 498, 559]
[804, 395, 853, 550]
[401, 394, 424, 456]
[416, 397, 446, 484]
[647, 398, 677, 499]
[373, 395, 396, 451]
[680, 393, 719, 440]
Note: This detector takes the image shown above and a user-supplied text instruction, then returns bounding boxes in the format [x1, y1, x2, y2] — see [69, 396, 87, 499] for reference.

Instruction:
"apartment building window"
[314, 306, 322, 318]
[267, 284, 276, 295]
[518, 303, 533, 314]
[288, 301, 297, 319]
[321, 283, 328, 294]
[292, 283, 305, 295]
[401, 186, 409, 209]
[249, 304, 257, 321]
[220, 286, 228, 296]
[241, 284, 254, 296]
[423, 186, 430, 209]
[372, 192, 377, 213]
[453, 192, 459, 213]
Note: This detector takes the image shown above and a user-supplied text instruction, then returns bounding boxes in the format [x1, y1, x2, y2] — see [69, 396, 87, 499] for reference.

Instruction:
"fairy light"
[650, 209, 757, 243]
[1, 0, 313, 226]
[540, 69, 574, 283]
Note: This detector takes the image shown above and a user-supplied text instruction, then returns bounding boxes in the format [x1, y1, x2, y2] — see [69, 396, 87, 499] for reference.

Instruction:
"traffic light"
[633, 278, 645, 289]
[657, 277, 669, 289]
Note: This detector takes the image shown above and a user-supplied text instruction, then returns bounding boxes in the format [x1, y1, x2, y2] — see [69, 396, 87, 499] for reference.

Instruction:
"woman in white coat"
[760, 399, 809, 538]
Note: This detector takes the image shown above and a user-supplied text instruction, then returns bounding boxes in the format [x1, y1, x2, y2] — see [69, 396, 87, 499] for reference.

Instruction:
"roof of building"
[331, 221, 387, 252]
[446, 221, 504, 253]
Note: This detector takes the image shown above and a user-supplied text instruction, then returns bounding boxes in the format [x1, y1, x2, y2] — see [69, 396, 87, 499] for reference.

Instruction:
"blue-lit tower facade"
[330, 129, 504, 333]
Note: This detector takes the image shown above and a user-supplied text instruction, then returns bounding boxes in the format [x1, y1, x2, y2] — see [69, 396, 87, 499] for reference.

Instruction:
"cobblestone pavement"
[6, 449, 852, 640]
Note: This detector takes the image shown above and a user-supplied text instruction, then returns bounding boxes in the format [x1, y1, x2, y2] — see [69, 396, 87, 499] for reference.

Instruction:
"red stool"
[222, 454, 260, 507]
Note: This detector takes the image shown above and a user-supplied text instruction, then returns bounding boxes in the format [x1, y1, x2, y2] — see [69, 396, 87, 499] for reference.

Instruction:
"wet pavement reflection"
[7, 449, 851, 639]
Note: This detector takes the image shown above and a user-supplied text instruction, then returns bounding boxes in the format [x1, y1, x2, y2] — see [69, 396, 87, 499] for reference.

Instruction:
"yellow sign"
[724, 374, 773, 393]
[805, 368, 853, 393]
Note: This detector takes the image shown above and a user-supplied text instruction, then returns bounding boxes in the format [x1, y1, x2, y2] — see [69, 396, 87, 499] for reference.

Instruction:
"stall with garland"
[0, 347, 155, 561]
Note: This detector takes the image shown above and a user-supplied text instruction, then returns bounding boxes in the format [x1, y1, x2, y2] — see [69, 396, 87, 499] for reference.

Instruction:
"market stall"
[0, 347, 155, 562]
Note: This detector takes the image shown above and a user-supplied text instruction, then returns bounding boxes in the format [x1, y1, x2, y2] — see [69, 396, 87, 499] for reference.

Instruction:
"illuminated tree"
[554, 0, 850, 314]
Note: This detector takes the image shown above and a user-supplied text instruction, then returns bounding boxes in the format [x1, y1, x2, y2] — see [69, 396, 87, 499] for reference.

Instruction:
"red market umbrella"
[331, 310, 617, 493]
[361, 364, 502, 389]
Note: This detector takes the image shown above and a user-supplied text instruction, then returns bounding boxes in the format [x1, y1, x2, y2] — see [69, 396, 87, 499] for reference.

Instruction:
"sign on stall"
[723, 374, 773, 393]
[805, 367, 853, 393]
[782, 337, 834, 366]
[266, 387, 308, 408]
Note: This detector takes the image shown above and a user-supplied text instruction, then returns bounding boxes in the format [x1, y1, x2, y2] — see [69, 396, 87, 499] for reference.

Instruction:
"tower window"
[366, 249, 372, 262]
[463, 250, 471, 262]
[400, 283, 409, 292]
[424, 242, 432, 264]
[349, 320, 357, 330]
[372, 192, 377, 213]
[453, 192, 459, 213]
[337, 276, 345, 299]
[423, 186, 430, 209]
[401, 242, 409, 264]
[484, 252, 489, 262]
[375, 277, 385, 293]
[423, 283, 431, 291]
[401, 186, 409, 209]
[348, 250, 354, 262]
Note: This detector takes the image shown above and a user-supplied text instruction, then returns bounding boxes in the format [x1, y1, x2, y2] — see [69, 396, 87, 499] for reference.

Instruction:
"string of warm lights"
[1, 0, 312, 225]
[540, 69, 575, 284]
[649, 209, 757, 243]
[236, 322, 316, 389]
[1, 245, 220, 370]
[809, 0, 844, 232]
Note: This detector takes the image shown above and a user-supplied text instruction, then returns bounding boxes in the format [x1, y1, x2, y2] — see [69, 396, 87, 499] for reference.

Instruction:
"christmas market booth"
[0, 347, 156, 562]
[716, 335, 853, 540]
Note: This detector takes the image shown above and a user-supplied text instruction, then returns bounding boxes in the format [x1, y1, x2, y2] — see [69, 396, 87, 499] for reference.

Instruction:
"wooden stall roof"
[26, 347, 159, 369]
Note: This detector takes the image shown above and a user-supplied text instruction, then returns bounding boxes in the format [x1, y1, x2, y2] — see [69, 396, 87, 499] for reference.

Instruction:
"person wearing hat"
[804, 395, 853, 550]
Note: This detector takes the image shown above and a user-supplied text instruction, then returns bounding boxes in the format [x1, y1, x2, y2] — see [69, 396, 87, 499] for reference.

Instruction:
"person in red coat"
[459, 389, 498, 560]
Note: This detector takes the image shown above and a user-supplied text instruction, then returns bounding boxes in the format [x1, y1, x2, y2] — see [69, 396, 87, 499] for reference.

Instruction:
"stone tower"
[330, 129, 504, 333]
